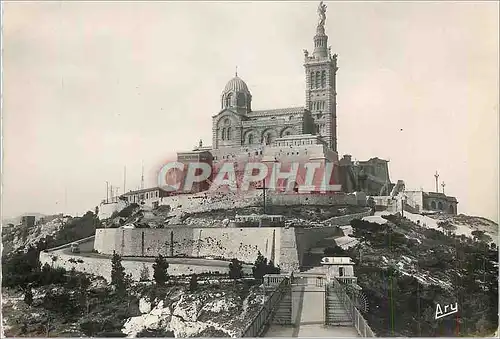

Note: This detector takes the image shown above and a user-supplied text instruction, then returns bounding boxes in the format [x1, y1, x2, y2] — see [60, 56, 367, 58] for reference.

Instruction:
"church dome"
[221, 74, 252, 113]
[223, 76, 250, 95]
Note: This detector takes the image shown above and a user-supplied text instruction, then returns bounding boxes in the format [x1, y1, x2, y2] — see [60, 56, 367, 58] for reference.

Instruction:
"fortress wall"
[93, 227, 303, 270]
[267, 192, 358, 207]
[39, 251, 237, 282]
[94, 229, 121, 254]
[93, 227, 283, 265]
[94, 228, 195, 257]
[192, 227, 281, 265]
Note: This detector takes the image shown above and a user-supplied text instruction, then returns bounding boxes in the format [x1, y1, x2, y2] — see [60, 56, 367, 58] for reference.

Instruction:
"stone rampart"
[94, 227, 286, 266]
[193, 227, 280, 264]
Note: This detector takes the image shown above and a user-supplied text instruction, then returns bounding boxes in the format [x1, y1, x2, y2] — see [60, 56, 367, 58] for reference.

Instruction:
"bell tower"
[303, 1, 338, 152]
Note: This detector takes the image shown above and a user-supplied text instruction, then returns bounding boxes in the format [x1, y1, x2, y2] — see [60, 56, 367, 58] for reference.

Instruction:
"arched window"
[321, 71, 326, 88]
[449, 205, 454, 214]
[227, 127, 232, 140]
[315, 71, 320, 88]
[310, 72, 315, 89]
[237, 93, 246, 107]
[225, 94, 232, 107]
[248, 134, 254, 144]
[431, 201, 436, 209]
[438, 201, 443, 210]
[221, 128, 226, 140]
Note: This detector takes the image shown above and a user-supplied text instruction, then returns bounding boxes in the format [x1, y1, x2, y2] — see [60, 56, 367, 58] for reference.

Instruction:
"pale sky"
[2, 1, 499, 222]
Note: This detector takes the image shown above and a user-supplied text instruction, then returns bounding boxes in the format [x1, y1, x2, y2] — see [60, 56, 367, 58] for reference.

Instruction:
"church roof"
[248, 106, 306, 117]
[223, 76, 250, 94]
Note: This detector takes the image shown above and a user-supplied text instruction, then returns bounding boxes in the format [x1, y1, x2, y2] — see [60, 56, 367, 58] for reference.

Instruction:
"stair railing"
[330, 277, 376, 337]
[242, 274, 290, 337]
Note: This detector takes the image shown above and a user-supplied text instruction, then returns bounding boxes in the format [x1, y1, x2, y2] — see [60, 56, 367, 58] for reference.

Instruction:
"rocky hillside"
[399, 211, 498, 245]
[344, 213, 498, 337]
[100, 202, 368, 229]
[2, 262, 266, 338]
[2, 211, 99, 256]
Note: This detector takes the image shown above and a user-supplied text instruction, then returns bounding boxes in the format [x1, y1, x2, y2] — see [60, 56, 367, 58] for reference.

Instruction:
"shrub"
[229, 259, 243, 280]
[23, 288, 33, 306]
[111, 251, 126, 294]
[139, 264, 150, 281]
[152, 254, 169, 286]
[189, 274, 198, 292]
[118, 203, 139, 218]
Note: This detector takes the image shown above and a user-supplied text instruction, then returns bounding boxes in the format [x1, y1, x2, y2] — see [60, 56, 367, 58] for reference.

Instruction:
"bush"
[23, 288, 33, 306]
[152, 254, 169, 286]
[229, 259, 243, 280]
[139, 264, 150, 281]
[118, 203, 139, 218]
[189, 274, 198, 292]
[111, 251, 126, 294]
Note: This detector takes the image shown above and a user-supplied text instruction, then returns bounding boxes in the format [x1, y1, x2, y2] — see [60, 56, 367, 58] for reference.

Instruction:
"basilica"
[118, 2, 460, 215]
[175, 1, 391, 195]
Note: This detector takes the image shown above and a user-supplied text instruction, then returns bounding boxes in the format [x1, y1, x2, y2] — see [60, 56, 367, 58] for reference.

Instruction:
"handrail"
[242, 275, 290, 337]
[330, 277, 375, 337]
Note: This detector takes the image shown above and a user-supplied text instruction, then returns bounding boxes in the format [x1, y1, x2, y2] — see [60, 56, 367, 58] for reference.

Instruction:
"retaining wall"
[93, 222, 367, 273]
[39, 251, 241, 282]
[95, 227, 283, 266]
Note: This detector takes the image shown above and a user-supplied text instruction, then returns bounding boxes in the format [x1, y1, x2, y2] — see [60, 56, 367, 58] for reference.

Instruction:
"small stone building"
[321, 256, 355, 281]
[404, 190, 458, 215]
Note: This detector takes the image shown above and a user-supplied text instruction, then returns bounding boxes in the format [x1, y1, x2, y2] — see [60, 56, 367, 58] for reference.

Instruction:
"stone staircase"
[271, 286, 292, 325]
[325, 288, 353, 326]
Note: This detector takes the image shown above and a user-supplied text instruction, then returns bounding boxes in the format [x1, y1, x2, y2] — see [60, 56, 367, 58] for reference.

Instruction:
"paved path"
[265, 285, 359, 337]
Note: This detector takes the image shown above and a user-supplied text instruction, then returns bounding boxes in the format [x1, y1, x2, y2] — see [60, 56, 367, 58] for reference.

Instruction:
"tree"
[228, 258, 243, 280]
[24, 287, 33, 306]
[139, 264, 150, 282]
[189, 274, 198, 292]
[267, 260, 280, 274]
[152, 254, 169, 286]
[111, 251, 126, 293]
[252, 251, 268, 280]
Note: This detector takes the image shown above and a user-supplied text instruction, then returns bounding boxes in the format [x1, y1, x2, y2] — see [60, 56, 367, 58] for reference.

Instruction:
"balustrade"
[243, 274, 291, 337]
[330, 277, 375, 337]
